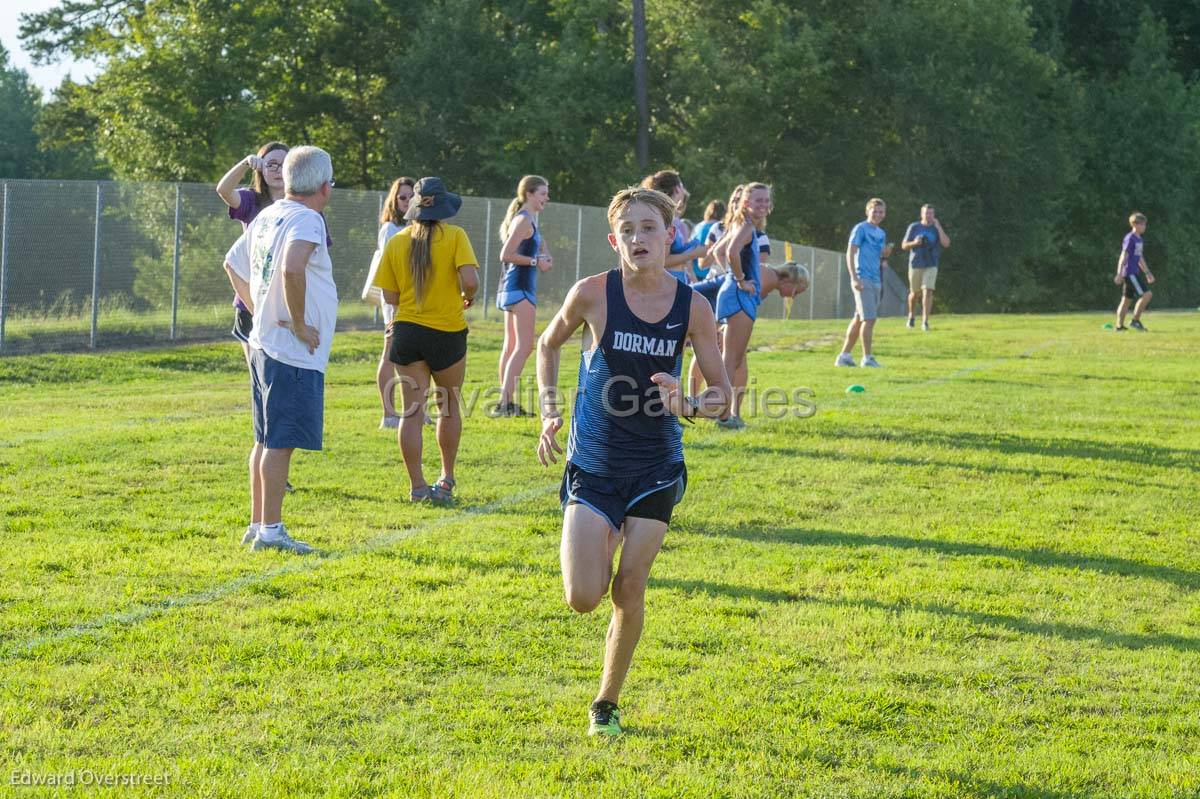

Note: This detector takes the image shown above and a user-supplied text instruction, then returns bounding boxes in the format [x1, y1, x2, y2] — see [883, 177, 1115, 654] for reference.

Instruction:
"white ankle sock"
[258, 523, 283, 541]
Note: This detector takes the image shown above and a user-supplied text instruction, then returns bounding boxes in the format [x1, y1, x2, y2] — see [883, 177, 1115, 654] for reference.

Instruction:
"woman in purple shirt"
[216, 141, 289, 363]
[217, 142, 290, 502]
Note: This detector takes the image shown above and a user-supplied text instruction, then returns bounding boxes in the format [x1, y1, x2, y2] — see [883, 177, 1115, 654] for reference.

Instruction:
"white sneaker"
[861, 355, 882, 368]
[241, 524, 259, 546]
[834, 353, 857, 367]
[251, 524, 314, 555]
[906, 316, 915, 328]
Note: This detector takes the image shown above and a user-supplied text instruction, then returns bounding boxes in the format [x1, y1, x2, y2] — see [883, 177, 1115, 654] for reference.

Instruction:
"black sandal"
[431, 476, 456, 504]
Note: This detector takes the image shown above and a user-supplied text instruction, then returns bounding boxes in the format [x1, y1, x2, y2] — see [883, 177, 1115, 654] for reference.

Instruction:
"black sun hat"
[404, 176, 463, 221]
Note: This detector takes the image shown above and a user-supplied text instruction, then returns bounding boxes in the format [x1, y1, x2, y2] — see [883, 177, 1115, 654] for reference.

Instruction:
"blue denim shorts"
[250, 349, 325, 451]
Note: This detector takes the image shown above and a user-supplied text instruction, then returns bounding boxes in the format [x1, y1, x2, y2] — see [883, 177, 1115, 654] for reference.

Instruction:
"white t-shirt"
[362, 221, 406, 304]
[226, 199, 338, 373]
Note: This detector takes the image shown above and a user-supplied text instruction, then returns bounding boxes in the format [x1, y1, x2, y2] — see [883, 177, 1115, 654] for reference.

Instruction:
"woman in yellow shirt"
[373, 177, 479, 503]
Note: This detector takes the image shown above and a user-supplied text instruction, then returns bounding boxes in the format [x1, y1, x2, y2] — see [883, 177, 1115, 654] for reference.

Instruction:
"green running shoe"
[588, 700, 622, 737]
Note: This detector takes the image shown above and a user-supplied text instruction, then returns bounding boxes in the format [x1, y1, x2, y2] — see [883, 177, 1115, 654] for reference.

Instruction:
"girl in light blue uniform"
[495, 212, 541, 310]
[712, 182, 772, 429]
[494, 175, 552, 417]
[714, 235, 762, 324]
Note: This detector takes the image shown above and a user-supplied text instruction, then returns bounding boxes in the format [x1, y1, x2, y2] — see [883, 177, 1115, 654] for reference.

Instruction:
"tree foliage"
[10, 0, 1200, 309]
[0, 44, 44, 179]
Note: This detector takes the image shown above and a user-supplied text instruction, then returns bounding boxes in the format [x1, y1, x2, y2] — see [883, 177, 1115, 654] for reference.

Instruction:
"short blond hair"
[1129, 212, 1147, 225]
[777, 263, 801, 282]
[866, 197, 886, 211]
[607, 187, 676, 230]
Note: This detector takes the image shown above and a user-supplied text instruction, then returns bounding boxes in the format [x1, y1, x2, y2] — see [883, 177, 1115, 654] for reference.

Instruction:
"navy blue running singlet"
[567, 270, 693, 477]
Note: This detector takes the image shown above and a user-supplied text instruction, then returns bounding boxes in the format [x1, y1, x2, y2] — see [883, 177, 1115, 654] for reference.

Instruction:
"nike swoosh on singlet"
[666, 323, 682, 330]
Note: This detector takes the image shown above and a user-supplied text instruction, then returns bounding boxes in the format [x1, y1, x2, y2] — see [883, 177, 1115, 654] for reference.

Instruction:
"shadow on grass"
[881, 765, 1082, 799]
[696, 524, 1200, 591]
[831, 595, 1200, 653]
[655, 577, 801, 605]
[655, 576, 1200, 652]
[822, 428, 1199, 473]
[689, 438, 1182, 491]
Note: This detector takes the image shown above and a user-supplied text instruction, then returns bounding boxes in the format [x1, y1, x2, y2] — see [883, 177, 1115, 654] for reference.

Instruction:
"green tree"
[0, 44, 43, 178]
[1058, 10, 1200, 308]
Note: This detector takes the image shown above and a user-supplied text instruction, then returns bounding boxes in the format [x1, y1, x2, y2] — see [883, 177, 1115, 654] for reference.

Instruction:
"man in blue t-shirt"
[836, 198, 892, 368]
[901, 204, 951, 331]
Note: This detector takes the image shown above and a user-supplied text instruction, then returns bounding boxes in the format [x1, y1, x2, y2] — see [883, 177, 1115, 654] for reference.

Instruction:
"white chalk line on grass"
[2, 485, 555, 661]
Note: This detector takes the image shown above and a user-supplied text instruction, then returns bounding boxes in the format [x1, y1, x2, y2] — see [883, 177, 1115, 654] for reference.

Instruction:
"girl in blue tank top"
[712, 182, 772, 429]
[494, 175, 552, 417]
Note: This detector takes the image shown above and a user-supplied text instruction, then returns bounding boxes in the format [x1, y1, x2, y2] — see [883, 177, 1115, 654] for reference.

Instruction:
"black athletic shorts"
[388, 321, 468, 372]
[1123, 274, 1150, 300]
[233, 306, 253, 343]
[560, 461, 687, 531]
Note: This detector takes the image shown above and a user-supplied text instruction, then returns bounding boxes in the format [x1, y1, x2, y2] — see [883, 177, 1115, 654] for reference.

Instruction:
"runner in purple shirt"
[217, 141, 290, 362]
[1114, 212, 1155, 331]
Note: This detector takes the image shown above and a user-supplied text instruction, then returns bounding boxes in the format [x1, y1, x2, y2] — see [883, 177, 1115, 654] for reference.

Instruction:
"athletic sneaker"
[1130, 319, 1147, 331]
[715, 416, 741, 430]
[251, 524, 314, 555]
[1115, 325, 1128, 332]
[380, 415, 401, 429]
[489, 401, 532, 418]
[861, 355, 883, 368]
[588, 700, 622, 737]
[241, 524, 259, 546]
[906, 316, 915, 328]
[922, 321, 930, 332]
[285, 480, 295, 493]
[834, 353, 856, 367]
[732, 415, 747, 429]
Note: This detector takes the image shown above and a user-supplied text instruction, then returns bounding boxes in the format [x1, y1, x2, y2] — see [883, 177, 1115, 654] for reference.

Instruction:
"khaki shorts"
[909, 267, 938, 291]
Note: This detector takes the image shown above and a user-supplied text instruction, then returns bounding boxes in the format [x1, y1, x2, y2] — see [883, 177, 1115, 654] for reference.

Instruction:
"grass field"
[2, 311, 1198, 798]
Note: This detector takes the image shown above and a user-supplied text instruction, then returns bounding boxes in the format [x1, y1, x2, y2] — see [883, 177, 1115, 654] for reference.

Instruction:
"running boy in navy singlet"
[536, 187, 730, 737]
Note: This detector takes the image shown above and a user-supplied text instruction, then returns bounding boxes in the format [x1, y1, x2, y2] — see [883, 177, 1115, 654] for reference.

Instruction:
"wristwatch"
[529, 255, 538, 268]
[681, 395, 700, 423]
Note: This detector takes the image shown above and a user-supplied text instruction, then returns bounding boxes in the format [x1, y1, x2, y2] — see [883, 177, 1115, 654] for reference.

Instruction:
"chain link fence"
[0, 179, 901, 356]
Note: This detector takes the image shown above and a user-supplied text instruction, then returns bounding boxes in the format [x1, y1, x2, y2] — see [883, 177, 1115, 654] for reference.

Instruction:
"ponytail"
[409, 220, 438, 304]
[499, 174, 549, 240]
[722, 184, 745, 228]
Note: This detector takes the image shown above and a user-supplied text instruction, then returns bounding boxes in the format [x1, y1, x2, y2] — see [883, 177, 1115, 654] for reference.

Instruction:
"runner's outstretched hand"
[537, 414, 564, 466]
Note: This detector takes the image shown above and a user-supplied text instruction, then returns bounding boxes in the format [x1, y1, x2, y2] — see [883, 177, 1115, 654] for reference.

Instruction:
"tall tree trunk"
[632, 0, 650, 171]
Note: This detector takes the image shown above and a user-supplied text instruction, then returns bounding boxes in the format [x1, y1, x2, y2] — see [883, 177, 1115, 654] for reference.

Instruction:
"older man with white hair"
[224, 145, 337, 554]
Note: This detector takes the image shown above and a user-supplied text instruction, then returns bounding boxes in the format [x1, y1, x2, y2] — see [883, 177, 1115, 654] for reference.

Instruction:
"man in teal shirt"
[836, 198, 891, 368]
[901, 204, 951, 331]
